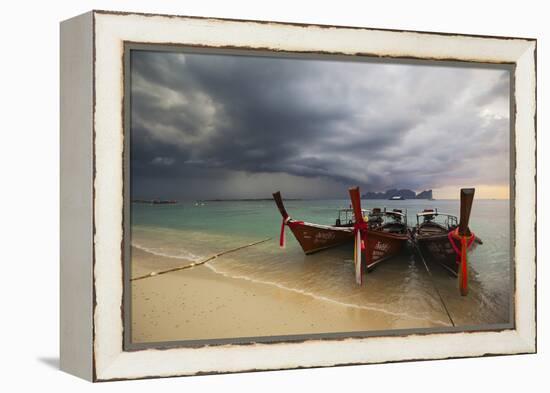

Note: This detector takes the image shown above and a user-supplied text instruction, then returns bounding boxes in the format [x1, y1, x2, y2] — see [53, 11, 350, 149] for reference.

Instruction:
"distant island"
[205, 198, 303, 202]
[132, 199, 178, 204]
[361, 189, 433, 200]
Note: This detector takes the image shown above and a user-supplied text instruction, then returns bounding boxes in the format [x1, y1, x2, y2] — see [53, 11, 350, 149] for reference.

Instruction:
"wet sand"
[130, 246, 446, 344]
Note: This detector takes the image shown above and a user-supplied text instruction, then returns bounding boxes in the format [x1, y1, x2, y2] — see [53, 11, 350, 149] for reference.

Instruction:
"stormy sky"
[130, 49, 510, 200]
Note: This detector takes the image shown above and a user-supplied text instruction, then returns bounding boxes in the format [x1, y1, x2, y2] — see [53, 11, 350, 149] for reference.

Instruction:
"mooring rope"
[412, 243, 456, 327]
[131, 237, 272, 281]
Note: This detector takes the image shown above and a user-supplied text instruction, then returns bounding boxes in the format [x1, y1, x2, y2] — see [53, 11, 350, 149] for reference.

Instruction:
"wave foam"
[133, 241, 450, 326]
[205, 262, 449, 327]
[132, 242, 203, 262]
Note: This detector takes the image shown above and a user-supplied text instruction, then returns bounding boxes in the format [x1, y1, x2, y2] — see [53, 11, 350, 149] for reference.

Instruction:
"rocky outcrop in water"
[415, 190, 433, 200]
[361, 189, 433, 200]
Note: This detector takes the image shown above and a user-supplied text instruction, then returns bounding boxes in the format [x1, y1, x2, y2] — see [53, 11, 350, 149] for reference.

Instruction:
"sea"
[131, 198, 511, 329]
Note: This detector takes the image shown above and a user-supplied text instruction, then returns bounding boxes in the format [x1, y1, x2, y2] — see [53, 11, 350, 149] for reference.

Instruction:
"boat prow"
[272, 191, 354, 254]
[348, 187, 409, 270]
[413, 188, 481, 295]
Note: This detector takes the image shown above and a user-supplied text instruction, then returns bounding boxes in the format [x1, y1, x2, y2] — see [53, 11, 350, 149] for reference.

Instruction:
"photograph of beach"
[127, 48, 511, 345]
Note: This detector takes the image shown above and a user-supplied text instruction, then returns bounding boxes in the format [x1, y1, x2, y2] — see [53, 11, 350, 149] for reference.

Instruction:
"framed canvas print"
[60, 10, 537, 381]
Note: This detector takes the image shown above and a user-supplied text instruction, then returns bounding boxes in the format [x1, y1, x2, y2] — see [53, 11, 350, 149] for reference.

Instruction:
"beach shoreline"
[130, 246, 450, 344]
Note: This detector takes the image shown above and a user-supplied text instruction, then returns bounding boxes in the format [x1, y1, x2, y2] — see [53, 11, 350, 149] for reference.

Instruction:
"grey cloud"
[130, 50, 510, 199]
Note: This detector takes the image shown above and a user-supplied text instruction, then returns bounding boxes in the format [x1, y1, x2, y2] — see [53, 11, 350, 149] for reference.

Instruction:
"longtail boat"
[348, 187, 410, 284]
[272, 191, 355, 254]
[272, 189, 409, 285]
[412, 188, 483, 295]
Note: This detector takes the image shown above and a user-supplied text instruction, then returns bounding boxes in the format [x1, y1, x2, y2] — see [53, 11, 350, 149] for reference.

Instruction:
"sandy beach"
[131, 245, 451, 344]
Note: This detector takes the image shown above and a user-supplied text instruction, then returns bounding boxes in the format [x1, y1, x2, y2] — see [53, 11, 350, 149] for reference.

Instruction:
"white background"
[0, 0, 545, 391]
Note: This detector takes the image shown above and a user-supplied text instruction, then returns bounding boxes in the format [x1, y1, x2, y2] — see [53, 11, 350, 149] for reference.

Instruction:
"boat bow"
[272, 191, 354, 254]
[454, 188, 476, 296]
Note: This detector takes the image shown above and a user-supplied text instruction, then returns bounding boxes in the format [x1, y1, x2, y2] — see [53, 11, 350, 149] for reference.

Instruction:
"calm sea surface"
[131, 199, 511, 328]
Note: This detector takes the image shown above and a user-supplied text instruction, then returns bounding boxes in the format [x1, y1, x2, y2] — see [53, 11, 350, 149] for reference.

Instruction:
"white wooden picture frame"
[60, 10, 536, 381]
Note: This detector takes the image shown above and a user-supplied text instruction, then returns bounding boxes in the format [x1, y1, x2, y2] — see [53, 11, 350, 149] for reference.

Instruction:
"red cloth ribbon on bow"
[448, 228, 476, 296]
[279, 217, 303, 248]
[279, 216, 290, 248]
[353, 221, 369, 285]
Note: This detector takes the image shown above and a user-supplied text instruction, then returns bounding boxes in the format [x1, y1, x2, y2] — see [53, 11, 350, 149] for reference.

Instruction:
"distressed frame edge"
[92, 8, 538, 42]
[512, 40, 537, 354]
[90, 11, 537, 381]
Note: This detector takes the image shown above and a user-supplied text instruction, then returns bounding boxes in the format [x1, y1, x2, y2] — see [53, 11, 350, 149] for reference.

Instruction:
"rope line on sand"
[412, 243, 456, 327]
[131, 237, 272, 281]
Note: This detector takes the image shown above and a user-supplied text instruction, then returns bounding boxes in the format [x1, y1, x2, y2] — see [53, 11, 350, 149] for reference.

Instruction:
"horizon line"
[132, 197, 510, 201]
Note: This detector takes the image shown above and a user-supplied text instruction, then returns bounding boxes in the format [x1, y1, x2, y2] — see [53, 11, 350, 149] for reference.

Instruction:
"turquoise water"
[131, 198, 511, 328]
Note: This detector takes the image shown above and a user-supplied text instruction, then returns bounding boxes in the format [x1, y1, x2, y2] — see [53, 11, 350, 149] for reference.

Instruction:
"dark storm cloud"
[130, 50, 510, 199]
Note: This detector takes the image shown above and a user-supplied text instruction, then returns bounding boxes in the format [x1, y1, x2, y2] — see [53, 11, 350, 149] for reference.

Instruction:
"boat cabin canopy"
[416, 209, 458, 228]
[336, 207, 370, 225]
[369, 207, 407, 227]
[335, 206, 408, 227]
[385, 209, 406, 219]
